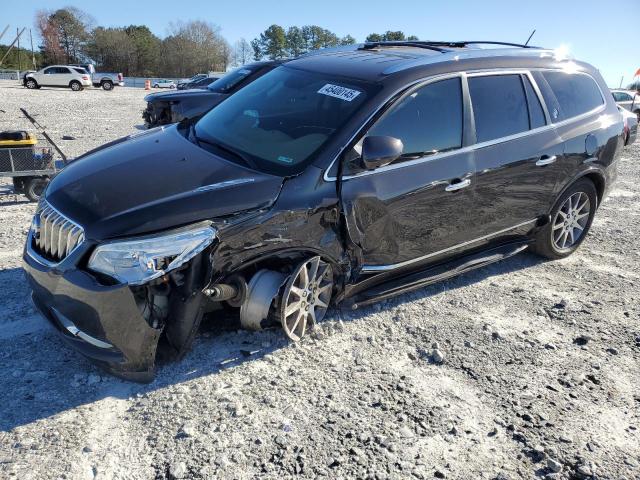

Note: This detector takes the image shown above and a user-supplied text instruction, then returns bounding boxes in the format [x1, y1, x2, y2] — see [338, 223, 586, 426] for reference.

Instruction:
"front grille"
[31, 200, 84, 263]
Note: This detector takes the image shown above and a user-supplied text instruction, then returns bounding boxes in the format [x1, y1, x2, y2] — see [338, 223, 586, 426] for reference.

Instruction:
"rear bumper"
[22, 239, 161, 382]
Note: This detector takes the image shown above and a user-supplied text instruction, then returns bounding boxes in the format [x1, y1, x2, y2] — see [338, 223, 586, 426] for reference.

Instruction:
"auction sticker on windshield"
[318, 84, 361, 102]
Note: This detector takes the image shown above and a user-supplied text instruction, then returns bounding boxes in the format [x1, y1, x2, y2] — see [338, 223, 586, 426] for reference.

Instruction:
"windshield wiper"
[192, 129, 257, 170]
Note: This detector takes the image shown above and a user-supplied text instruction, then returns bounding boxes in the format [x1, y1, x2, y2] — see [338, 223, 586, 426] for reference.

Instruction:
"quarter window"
[541, 71, 603, 120]
[367, 77, 463, 157]
[469, 74, 529, 143]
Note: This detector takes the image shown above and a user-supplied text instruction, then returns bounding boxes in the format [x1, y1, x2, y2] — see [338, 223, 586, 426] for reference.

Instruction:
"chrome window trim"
[324, 67, 607, 182]
[361, 219, 538, 273]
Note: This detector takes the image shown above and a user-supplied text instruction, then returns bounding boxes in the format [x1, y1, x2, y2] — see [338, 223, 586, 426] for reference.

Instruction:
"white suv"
[24, 65, 93, 91]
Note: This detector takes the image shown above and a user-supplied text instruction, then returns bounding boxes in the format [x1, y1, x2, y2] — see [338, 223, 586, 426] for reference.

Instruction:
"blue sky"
[6, 0, 638, 87]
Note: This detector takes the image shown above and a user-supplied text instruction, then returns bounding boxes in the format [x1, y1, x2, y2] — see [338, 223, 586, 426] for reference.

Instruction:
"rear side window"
[469, 74, 529, 143]
[541, 71, 603, 120]
[367, 77, 463, 156]
[522, 76, 546, 129]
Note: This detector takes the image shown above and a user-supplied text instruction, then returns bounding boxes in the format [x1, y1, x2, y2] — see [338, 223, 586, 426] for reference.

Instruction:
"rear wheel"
[24, 177, 49, 202]
[70, 81, 82, 91]
[102, 80, 113, 91]
[25, 79, 38, 89]
[532, 178, 597, 259]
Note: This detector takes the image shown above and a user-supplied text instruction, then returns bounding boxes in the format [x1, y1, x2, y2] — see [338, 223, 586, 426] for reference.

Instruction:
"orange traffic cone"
[145, 79, 151, 90]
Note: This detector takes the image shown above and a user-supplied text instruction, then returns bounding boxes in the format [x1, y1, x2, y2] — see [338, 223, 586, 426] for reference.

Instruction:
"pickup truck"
[69, 63, 124, 90]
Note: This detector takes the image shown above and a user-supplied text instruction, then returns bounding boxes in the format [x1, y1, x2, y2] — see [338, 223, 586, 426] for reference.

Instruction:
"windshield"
[195, 66, 372, 175]
[207, 66, 259, 93]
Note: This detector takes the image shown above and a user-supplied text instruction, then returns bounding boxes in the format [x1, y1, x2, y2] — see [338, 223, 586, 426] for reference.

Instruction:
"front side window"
[367, 77, 463, 157]
[195, 66, 374, 175]
[613, 92, 632, 102]
[542, 71, 604, 120]
[469, 74, 529, 143]
[43, 68, 55, 75]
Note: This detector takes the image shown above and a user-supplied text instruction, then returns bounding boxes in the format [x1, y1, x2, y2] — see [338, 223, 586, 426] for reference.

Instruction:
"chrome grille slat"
[31, 200, 84, 263]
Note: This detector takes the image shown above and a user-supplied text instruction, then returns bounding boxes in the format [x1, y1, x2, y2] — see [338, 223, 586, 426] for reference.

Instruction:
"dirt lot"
[0, 79, 638, 480]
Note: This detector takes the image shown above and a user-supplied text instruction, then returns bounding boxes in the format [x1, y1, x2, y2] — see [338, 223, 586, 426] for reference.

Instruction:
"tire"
[102, 80, 113, 91]
[170, 85, 176, 89]
[12, 178, 25, 193]
[532, 178, 598, 260]
[153, 84, 159, 88]
[70, 81, 82, 91]
[24, 177, 49, 202]
[25, 79, 38, 89]
[634, 110, 640, 122]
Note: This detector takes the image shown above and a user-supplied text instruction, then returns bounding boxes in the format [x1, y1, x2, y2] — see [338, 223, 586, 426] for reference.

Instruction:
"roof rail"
[360, 40, 542, 51]
[359, 41, 447, 53]
[419, 40, 541, 49]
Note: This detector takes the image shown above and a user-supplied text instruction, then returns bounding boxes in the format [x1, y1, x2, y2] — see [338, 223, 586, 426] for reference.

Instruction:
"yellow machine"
[0, 131, 38, 148]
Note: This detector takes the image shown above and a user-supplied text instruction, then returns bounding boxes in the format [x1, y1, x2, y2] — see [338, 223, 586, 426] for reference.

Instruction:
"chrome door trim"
[360, 219, 538, 273]
[535, 155, 557, 166]
[445, 178, 471, 192]
[324, 68, 607, 183]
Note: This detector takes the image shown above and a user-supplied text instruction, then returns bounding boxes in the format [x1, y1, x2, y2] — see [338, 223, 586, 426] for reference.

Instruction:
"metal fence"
[0, 69, 20, 80]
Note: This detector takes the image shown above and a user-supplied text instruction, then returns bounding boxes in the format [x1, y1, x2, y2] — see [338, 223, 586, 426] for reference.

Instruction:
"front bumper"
[23, 239, 161, 382]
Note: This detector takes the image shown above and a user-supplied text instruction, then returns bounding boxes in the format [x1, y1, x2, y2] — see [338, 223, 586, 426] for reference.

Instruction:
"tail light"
[82, 76, 89, 80]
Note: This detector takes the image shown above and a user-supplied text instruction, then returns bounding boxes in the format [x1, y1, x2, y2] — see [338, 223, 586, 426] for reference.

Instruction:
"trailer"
[0, 130, 65, 201]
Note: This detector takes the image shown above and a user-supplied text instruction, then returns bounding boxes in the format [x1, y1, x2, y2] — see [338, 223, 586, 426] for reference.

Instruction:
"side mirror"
[361, 136, 403, 170]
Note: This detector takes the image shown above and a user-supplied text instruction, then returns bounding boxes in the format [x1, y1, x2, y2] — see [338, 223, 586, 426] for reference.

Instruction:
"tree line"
[29, 7, 419, 77]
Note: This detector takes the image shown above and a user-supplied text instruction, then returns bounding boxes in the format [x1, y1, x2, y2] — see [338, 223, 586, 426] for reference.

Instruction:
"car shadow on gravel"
[0, 250, 546, 433]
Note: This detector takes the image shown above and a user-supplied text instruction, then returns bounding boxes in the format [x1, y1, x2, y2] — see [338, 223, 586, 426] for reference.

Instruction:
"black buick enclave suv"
[23, 41, 624, 381]
[142, 61, 282, 128]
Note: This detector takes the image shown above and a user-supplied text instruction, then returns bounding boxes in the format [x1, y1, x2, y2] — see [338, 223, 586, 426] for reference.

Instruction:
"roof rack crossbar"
[359, 41, 447, 53]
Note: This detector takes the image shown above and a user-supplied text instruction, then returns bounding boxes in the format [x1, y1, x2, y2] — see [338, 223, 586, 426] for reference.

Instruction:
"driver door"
[339, 76, 482, 272]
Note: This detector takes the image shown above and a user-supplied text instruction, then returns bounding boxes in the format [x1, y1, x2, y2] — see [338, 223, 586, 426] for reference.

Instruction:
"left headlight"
[88, 224, 216, 285]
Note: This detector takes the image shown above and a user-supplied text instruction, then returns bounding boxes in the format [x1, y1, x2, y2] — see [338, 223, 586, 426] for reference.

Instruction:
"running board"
[344, 241, 531, 309]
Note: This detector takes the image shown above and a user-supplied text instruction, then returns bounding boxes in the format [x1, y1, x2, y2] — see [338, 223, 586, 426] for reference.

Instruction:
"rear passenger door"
[468, 72, 564, 234]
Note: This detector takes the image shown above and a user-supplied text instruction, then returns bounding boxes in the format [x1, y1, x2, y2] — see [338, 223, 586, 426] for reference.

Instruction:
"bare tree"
[163, 21, 230, 76]
[232, 38, 252, 66]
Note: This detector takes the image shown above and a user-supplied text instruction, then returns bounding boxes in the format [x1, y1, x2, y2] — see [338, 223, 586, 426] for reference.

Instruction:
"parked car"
[23, 65, 92, 91]
[611, 89, 639, 119]
[177, 74, 208, 90]
[143, 61, 281, 127]
[23, 41, 624, 381]
[178, 76, 220, 90]
[69, 63, 124, 90]
[618, 105, 638, 146]
[152, 79, 176, 89]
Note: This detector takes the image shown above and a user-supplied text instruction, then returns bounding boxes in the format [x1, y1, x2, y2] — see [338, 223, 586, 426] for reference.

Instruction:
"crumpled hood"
[144, 89, 225, 104]
[46, 126, 284, 241]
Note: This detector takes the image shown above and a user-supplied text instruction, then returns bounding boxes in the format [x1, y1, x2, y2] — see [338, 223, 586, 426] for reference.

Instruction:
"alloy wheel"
[279, 256, 333, 341]
[552, 191, 590, 250]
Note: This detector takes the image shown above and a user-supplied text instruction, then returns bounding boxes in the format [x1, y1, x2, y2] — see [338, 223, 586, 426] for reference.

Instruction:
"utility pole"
[16, 27, 22, 72]
[619, 76, 624, 88]
[29, 29, 36, 69]
[0, 27, 25, 68]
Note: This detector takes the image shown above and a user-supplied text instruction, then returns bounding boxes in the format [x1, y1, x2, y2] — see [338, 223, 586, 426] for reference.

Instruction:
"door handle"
[535, 155, 557, 166]
[445, 178, 471, 192]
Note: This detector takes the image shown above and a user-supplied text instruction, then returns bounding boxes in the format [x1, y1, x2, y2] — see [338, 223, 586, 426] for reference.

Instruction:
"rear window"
[469, 74, 529, 143]
[541, 71, 603, 120]
[522, 75, 546, 129]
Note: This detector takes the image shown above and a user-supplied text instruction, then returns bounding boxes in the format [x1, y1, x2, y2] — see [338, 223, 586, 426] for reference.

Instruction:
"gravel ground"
[0, 79, 638, 480]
